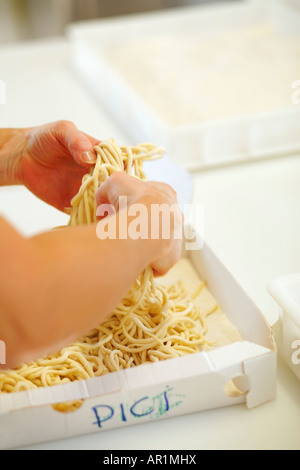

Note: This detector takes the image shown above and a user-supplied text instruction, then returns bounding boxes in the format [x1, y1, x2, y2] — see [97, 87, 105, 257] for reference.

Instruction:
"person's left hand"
[12, 120, 100, 211]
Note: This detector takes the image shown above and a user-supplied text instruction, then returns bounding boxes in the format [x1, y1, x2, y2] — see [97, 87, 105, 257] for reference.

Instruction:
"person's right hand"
[95, 172, 183, 276]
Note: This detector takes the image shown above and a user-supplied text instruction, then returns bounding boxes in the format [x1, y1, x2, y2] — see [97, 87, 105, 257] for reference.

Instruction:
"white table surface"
[0, 38, 299, 450]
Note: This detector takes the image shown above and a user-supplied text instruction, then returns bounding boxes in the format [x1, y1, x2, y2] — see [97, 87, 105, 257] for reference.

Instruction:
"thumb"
[69, 132, 97, 167]
[56, 121, 99, 167]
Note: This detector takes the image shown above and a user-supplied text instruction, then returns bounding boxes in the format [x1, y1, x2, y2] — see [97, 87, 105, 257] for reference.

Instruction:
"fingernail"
[82, 150, 96, 164]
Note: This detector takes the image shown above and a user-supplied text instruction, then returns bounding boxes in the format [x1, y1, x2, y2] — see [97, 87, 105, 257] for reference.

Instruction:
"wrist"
[0, 128, 28, 186]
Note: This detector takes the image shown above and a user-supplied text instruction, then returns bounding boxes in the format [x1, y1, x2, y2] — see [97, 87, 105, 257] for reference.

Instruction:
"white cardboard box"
[0, 230, 276, 449]
[68, 0, 300, 170]
[268, 273, 300, 380]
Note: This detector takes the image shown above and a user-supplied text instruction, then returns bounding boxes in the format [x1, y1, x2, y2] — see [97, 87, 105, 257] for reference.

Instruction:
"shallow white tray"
[68, 0, 300, 170]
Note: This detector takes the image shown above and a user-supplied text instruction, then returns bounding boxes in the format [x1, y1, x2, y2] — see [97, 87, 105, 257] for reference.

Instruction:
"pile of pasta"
[0, 139, 217, 407]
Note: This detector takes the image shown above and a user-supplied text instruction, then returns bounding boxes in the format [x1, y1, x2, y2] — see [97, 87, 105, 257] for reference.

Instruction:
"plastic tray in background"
[68, 0, 300, 170]
[268, 273, 300, 381]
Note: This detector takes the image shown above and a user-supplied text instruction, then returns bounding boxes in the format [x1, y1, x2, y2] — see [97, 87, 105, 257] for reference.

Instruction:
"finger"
[95, 173, 146, 208]
[151, 240, 182, 277]
[96, 203, 116, 221]
[81, 131, 101, 147]
[95, 172, 125, 209]
[80, 131, 102, 165]
[54, 120, 100, 167]
[145, 181, 178, 204]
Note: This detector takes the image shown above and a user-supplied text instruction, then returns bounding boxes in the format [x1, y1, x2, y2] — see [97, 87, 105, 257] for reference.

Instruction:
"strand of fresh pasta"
[0, 139, 218, 408]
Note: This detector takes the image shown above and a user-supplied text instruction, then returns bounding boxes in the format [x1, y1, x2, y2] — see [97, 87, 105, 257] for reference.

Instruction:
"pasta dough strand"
[0, 139, 216, 406]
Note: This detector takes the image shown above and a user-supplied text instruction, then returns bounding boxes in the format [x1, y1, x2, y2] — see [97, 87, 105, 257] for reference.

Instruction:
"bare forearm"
[31, 223, 149, 343]
[0, 217, 151, 368]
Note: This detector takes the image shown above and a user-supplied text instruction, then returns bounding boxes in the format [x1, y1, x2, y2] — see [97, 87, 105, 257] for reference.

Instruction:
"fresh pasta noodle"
[0, 139, 219, 410]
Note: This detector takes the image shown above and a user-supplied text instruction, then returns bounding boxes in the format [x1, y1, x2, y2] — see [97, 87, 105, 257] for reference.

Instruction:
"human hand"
[8, 120, 99, 211]
[95, 172, 183, 276]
